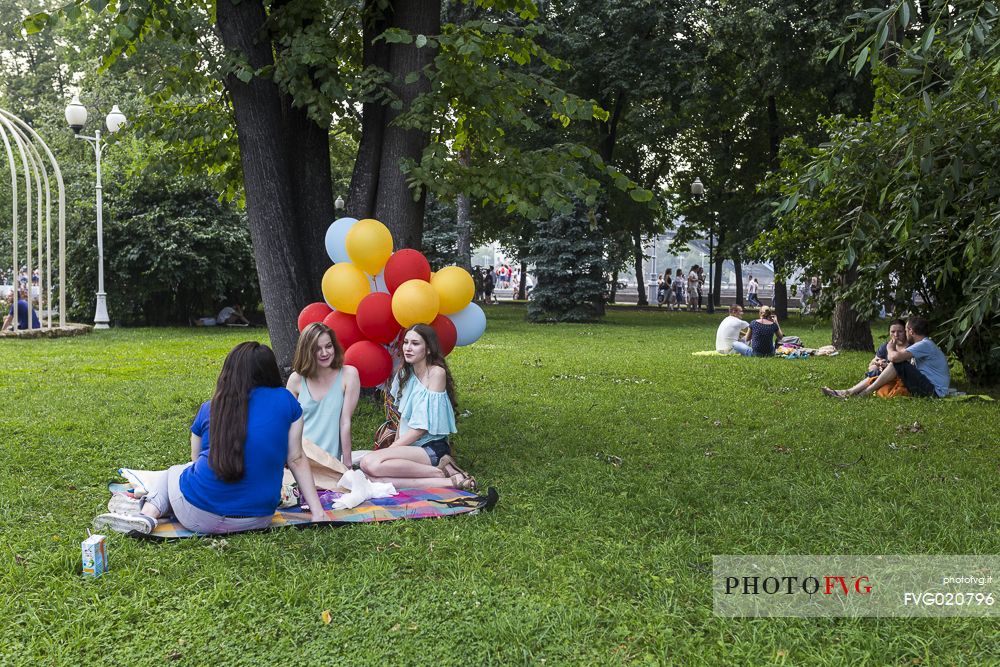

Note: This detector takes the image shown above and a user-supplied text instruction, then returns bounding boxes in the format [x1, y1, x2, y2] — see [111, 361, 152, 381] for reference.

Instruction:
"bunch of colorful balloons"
[297, 217, 487, 387]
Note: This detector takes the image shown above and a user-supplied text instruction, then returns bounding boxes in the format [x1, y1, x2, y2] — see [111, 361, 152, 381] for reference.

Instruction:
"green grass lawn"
[2, 306, 999, 665]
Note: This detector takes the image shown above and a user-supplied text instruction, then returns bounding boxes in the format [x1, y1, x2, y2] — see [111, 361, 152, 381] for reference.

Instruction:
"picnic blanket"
[107, 482, 498, 541]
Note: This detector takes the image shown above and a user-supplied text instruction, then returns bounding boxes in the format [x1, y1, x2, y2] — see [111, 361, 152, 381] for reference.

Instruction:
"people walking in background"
[810, 277, 822, 310]
[687, 266, 700, 311]
[657, 274, 667, 306]
[800, 278, 812, 314]
[485, 266, 497, 304]
[671, 269, 685, 311]
[696, 265, 705, 309]
[746, 274, 761, 307]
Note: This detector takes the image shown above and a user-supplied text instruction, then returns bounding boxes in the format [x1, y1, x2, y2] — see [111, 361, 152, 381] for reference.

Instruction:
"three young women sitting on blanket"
[94, 342, 326, 535]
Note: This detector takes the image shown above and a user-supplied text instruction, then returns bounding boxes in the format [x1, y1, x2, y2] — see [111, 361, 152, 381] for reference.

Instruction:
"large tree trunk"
[517, 259, 527, 300]
[373, 0, 440, 249]
[772, 257, 789, 320]
[831, 266, 873, 351]
[286, 103, 335, 290]
[217, 0, 312, 374]
[455, 148, 472, 270]
[633, 225, 647, 306]
[348, 1, 389, 218]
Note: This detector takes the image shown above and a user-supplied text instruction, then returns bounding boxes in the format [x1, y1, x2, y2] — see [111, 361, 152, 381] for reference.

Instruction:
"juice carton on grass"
[82, 534, 107, 577]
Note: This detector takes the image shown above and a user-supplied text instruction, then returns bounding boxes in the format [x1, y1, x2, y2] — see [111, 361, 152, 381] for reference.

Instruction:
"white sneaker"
[107, 494, 142, 516]
[93, 513, 156, 535]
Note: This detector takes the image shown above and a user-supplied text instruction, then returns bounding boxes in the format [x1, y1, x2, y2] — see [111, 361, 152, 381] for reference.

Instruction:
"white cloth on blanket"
[332, 470, 396, 510]
[118, 468, 166, 496]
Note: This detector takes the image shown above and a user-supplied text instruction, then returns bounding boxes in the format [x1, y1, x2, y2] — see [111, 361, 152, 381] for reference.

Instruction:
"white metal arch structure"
[0, 109, 66, 330]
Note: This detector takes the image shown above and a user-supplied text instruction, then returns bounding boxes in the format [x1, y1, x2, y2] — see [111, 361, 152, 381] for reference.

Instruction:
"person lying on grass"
[286, 322, 360, 470]
[360, 324, 477, 490]
[820, 319, 910, 399]
[822, 316, 951, 399]
[94, 342, 325, 535]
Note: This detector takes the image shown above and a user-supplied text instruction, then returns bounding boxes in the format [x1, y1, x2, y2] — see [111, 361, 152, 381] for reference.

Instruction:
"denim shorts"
[420, 438, 452, 467]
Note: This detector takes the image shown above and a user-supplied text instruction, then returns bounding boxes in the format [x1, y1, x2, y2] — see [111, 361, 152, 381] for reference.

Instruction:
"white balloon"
[368, 270, 389, 294]
[447, 302, 487, 346]
[325, 217, 358, 264]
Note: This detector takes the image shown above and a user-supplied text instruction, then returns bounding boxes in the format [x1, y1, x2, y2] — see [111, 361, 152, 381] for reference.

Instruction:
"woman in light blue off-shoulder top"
[360, 324, 476, 490]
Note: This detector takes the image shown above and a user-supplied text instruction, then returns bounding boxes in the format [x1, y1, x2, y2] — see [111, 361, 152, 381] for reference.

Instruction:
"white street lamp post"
[690, 177, 714, 314]
[65, 96, 126, 329]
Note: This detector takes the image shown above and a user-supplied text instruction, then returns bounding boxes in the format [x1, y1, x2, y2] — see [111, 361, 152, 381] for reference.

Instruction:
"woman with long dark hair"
[360, 324, 476, 490]
[94, 342, 325, 534]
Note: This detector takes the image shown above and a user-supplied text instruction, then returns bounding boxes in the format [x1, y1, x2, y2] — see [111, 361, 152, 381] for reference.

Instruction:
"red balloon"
[344, 341, 393, 388]
[384, 249, 431, 293]
[430, 314, 457, 356]
[298, 302, 332, 332]
[322, 311, 365, 350]
[356, 292, 402, 344]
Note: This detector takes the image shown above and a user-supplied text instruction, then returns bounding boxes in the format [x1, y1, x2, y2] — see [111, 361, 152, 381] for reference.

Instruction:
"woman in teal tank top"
[360, 324, 476, 490]
[286, 323, 360, 468]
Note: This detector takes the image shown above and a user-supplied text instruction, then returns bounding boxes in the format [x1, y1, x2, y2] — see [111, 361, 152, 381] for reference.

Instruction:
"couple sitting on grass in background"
[94, 323, 476, 536]
[822, 316, 950, 399]
[715, 304, 785, 357]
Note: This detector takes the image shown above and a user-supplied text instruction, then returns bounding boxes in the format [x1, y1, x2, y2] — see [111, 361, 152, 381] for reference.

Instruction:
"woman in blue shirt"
[95, 342, 326, 534]
[744, 306, 784, 356]
[360, 324, 476, 490]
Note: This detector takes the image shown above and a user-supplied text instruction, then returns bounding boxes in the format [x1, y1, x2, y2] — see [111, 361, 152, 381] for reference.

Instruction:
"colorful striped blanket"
[107, 483, 498, 541]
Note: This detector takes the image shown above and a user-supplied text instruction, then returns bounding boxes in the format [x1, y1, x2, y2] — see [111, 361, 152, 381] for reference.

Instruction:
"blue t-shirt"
[906, 338, 951, 397]
[8, 299, 40, 329]
[179, 386, 302, 517]
[876, 342, 888, 360]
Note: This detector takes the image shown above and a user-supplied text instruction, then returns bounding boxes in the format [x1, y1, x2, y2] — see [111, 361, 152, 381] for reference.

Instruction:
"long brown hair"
[208, 342, 283, 482]
[395, 324, 457, 410]
[292, 322, 344, 378]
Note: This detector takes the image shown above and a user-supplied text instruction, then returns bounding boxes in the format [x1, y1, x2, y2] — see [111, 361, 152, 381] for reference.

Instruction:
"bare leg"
[841, 377, 873, 396]
[365, 475, 463, 490]
[857, 363, 898, 396]
[361, 447, 446, 480]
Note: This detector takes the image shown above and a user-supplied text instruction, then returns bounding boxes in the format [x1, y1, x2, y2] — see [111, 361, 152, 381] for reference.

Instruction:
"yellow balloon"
[321, 263, 370, 314]
[346, 218, 394, 275]
[430, 266, 475, 315]
[391, 279, 440, 327]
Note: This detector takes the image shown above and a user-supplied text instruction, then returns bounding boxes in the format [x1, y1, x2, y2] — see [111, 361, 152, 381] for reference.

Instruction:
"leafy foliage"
[66, 169, 258, 325]
[761, 0, 1000, 382]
